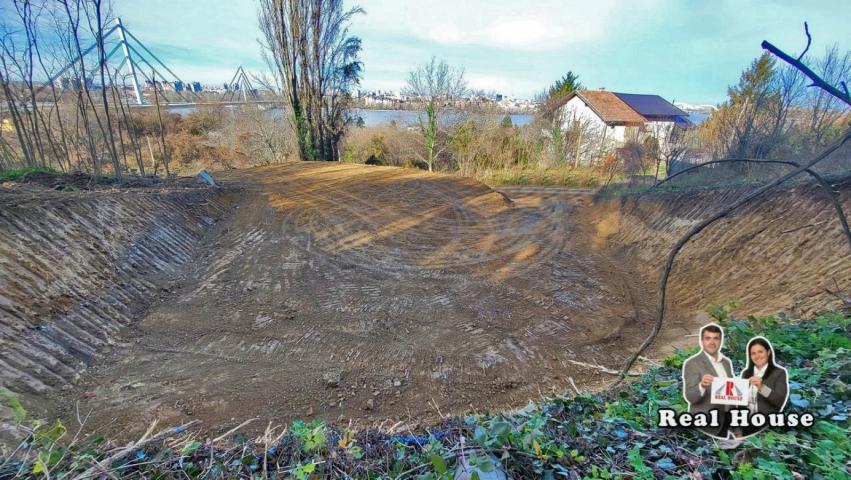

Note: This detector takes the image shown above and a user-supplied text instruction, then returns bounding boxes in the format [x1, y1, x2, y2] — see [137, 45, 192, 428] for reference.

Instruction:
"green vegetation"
[479, 166, 604, 188]
[404, 57, 469, 172]
[0, 166, 58, 183]
[535, 71, 583, 124]
[2, 308, 848, 478]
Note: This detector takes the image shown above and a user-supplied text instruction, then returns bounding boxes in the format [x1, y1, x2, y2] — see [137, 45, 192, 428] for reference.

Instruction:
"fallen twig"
[74, 420, 200, 480]
[212, 418, 259, 444]
[568, 376, 581, 395]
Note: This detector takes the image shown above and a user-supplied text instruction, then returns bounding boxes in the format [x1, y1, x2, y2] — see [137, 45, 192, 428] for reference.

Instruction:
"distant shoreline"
[350, 102, 536, 116]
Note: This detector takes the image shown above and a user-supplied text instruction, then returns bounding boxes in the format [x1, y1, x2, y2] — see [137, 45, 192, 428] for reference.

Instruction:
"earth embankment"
[1, 164, 847, 442]
[587, 180, 851, 319]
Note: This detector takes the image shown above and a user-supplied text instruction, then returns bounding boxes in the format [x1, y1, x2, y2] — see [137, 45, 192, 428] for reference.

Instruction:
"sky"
[81, 1, 851, 104]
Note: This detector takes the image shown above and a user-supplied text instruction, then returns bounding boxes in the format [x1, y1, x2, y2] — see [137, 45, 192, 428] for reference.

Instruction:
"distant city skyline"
[105, 0, 848, 104]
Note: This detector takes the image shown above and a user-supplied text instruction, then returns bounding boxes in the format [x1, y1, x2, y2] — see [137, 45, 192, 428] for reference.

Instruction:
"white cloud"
[352, 0, 661, 50]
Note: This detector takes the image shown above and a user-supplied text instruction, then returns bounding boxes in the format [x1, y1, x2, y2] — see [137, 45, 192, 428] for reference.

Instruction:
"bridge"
[37, 17, 270, 108]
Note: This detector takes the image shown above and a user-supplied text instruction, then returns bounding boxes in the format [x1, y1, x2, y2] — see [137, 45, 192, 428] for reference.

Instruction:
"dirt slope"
[1, 163, 847, 443]
[31, 163, 652, 440]
[588, 181, 851, 318]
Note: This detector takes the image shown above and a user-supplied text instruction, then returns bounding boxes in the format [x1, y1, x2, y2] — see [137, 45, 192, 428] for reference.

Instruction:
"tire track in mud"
[49, 163, 654, 440]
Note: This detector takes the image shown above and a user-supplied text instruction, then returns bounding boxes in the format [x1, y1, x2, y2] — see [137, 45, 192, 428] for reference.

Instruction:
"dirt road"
[51, 163, 661, 439]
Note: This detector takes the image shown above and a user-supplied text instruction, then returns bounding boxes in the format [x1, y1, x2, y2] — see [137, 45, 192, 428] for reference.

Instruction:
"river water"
[165, 104, 535, 127]
[165, 105, 707, 127]
[350, 109, 534, 127]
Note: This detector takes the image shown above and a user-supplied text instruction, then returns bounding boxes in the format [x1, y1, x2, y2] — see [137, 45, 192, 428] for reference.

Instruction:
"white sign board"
[711, 378, 750, 406]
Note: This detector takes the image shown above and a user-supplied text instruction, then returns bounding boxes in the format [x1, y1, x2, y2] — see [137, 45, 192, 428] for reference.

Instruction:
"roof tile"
[576, 90, 646, 124]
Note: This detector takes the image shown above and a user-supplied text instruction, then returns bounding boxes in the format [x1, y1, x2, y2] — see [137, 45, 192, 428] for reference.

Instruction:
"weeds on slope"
[0, 167, 59, 183]
[1, 308, 848, 479]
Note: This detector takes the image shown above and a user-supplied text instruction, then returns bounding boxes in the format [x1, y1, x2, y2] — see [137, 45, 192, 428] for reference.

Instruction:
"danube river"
[165, 104, 534, 127]
[351, 109, 534, 127]
[165, 105, 707, 127]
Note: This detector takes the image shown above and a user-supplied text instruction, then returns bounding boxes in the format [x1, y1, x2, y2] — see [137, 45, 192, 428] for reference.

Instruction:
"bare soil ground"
[46, 163, 664, 440]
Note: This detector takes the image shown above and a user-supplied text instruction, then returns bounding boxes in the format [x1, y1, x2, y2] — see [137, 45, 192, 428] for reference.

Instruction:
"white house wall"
[556, 97, 626, 145]
[645, 120, 676, 146]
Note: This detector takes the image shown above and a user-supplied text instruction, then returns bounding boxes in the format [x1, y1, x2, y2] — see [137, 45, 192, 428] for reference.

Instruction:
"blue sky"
[106, 0, 849, 104]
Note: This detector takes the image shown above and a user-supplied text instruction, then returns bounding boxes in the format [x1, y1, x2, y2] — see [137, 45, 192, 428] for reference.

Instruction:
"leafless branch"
[761, 40, 851, 107]
[610, 128, 851, 388]
[796, 22, 811, 61]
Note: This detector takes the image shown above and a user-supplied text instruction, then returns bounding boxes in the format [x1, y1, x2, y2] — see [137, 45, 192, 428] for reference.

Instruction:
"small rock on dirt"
[323, 369, 343, 387]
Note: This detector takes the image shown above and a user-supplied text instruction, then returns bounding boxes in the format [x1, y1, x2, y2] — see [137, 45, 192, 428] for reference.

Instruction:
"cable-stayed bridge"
[37, 17, 277, 108]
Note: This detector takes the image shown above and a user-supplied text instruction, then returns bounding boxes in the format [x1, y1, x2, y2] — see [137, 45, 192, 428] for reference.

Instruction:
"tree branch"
[761, 40, 851, 107]
[796, 22, 811, 61]
[610, 128, 851, 388]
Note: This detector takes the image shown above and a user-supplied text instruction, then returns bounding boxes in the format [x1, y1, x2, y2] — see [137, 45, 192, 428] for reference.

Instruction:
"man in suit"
[682, 323, 734, 438]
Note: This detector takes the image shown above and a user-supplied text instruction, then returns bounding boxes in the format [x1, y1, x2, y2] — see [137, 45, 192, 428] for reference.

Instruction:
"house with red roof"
[555, 89, 691, 162]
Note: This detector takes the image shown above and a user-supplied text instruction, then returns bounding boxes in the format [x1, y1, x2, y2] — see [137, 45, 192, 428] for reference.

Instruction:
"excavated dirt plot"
[1, 163, 849, 442]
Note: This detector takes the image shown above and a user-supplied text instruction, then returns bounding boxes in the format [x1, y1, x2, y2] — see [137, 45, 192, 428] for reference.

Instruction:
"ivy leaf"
[430, 454, 447, 475]
[182, 440, 202, 455]
[31, 459, 47, 475]
[655, 458, 675, 470]
[789, 394, 810, 408]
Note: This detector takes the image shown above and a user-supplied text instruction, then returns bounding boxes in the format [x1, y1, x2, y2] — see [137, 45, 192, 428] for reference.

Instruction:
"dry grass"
[340, 124, 422, 168]
[341, 122, 612, 187]
[476, 165, 604, 187]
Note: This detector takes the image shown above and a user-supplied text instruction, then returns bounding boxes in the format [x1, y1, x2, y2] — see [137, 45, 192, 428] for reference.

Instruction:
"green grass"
[1, 307, 848, 478]
[0, 166, 59, 183]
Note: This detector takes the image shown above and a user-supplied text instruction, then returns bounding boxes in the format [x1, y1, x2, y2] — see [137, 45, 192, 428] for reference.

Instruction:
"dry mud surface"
[34, 164, 658, 439]
[2, 163, 848, 442]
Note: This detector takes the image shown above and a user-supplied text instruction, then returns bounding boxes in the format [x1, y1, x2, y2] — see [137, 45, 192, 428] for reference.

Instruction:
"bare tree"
[258, 0, 363, 161]
[150, 70, 169, 176]
[559, 115, 607, 167]
[85, 0, 121, 176]
[403, 57, 468, 172]
[0, 0, 125, 173]
[653, 125, 691, 181]
[802, 45, 851, 146]
[612, 29, 851, 387]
